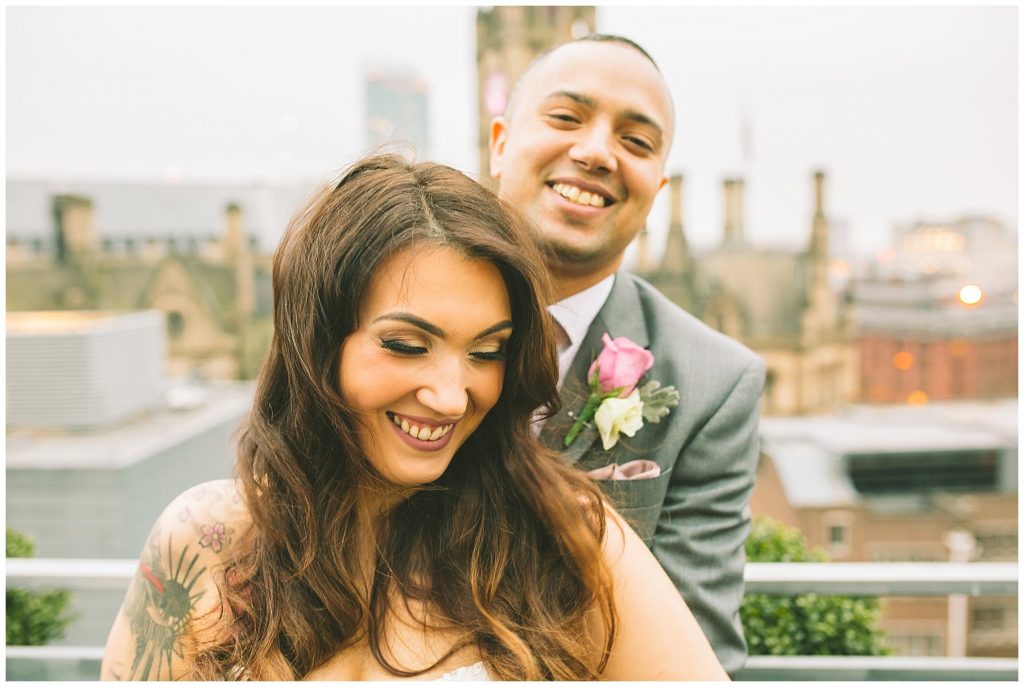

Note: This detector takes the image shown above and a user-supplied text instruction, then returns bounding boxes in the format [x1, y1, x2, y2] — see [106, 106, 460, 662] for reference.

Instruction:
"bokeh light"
[892, 351, 914, 370]
[907, 390, 929, 405]
[958, 284, 982, 305]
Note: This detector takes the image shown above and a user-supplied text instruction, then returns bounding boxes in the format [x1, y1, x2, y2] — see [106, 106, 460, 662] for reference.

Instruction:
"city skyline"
[6, 5, 1017, 257]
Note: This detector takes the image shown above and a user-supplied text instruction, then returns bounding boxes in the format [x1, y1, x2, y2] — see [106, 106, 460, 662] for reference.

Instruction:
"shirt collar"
[548, 273, 616, 349]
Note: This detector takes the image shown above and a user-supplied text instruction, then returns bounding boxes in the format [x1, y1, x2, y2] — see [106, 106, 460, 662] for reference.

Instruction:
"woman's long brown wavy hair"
[193, 154, 616, 680]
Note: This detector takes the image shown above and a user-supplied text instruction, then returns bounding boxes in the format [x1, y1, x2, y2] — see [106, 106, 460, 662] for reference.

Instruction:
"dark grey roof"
[760, 398, 1018, 508]
[6, 178, 318, 250]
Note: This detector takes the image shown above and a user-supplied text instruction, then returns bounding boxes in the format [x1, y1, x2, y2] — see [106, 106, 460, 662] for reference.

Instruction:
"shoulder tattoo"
[122, 527, 211, 678]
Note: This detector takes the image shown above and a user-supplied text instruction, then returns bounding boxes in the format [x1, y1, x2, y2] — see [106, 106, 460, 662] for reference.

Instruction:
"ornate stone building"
[4, 182, 301, 380]
[637, 171, 859, 415]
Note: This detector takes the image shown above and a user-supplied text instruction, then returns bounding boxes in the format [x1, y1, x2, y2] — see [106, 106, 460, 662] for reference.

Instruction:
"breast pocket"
[593, 470, 671, 546]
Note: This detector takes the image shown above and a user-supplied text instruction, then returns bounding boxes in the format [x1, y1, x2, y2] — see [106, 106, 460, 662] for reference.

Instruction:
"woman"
[100, 155, 726, 681]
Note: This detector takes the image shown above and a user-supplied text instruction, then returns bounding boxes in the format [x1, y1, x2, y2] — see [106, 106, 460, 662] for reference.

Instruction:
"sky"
[6, 5, 1018, 257]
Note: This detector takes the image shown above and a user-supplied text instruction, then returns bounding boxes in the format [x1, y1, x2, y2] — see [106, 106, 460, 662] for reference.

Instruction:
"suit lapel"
[540, 274, 651, 466]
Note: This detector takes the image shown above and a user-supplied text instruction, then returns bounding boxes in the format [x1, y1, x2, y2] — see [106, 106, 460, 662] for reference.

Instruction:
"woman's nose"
[415, 361, 469, 418]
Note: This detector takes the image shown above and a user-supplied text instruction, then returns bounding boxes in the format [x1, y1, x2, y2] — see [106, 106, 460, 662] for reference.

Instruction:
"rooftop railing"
[6, 559, 1019, 681]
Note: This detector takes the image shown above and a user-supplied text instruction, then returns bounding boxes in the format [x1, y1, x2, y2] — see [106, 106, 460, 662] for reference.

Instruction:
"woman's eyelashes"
[470, 345, 507, 362]
[379, 338, 427, 355]
[377, 336, 507, 362]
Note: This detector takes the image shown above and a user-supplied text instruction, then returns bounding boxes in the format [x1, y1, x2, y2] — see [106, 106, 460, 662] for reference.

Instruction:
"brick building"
[853, 217, 1017, 403]
[752, 399, 1018, 657]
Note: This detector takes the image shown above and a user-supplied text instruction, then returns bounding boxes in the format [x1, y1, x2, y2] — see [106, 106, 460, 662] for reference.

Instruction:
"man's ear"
[488, 117, 508, 179]
[658, 174, 669, 192]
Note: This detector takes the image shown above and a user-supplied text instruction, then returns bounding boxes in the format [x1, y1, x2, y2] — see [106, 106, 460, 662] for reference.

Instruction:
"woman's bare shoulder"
[598, 505, 728, 681]
[100, 479, 251, 680]
[158, 479, 252, 541]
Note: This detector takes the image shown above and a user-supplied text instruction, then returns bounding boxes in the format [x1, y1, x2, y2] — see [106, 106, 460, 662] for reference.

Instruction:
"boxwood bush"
[6, 528, 75, 646]
[742, 517, 891, 656]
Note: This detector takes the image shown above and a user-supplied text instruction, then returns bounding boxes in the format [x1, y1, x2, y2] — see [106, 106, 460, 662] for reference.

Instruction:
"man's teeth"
[552, 183, 606, 208]
[393, 415, 453, 441]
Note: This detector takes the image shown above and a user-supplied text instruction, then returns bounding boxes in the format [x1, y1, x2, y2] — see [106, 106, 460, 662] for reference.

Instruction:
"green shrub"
[6, 528, 75, 646]
[742, 517, 891, 656]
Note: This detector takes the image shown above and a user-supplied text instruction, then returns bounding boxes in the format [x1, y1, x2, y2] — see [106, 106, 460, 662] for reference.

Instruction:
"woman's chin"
[378, 460, 453, 490]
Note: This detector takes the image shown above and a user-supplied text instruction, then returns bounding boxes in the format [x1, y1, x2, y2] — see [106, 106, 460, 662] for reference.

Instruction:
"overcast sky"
[6, 5, 1018, 256]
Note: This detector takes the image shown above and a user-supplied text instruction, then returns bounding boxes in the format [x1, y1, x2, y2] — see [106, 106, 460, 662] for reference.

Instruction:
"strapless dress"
[438, 661, 490, 681]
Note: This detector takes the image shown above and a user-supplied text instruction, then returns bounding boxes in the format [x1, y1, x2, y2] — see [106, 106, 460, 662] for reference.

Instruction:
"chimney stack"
[809, 170, 829, 261]
[52, 195, 96, 263]
[222, 202, 247, 260]
[659, 174, 690, 275]
[814, 169, 825, 218]
[634, 229, 650, 272]
[808, 169, 830, 291]
[723, 178, 745, 246]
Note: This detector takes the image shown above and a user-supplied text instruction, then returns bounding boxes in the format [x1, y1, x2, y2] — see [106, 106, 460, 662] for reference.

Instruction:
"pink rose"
[588, 333, 654, 396]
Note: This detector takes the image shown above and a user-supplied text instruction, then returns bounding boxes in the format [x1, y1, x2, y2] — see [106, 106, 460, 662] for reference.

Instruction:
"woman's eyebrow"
[371, 313, 512, 341]
[372, 312, 444, 337]
[474, 320, 513, 340]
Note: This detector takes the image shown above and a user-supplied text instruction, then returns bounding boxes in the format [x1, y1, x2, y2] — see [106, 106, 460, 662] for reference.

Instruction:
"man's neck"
[548, 261, 621, 304]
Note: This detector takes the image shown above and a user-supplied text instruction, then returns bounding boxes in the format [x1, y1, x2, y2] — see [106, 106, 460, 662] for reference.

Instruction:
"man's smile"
[548, 181, 610, 207]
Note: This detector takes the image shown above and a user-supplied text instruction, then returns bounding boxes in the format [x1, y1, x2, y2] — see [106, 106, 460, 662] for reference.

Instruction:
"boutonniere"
[564, 333, 681, 450]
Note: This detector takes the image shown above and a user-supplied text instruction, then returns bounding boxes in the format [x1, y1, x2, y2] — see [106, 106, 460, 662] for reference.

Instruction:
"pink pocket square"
[586, 459, 661, 481]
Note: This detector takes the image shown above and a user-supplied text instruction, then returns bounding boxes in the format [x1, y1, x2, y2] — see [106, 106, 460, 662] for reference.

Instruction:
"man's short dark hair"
[504, 33, 661, 117]
[574, 33, 661, 72]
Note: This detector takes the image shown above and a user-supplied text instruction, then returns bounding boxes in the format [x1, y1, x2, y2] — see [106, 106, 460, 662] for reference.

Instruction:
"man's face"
[489, 41, 674, 282]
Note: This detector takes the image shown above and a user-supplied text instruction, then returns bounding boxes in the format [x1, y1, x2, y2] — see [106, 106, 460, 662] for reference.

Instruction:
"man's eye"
[548, 113, 580, 124]
[624, 136, 654, 152]
[380, 340, 427, 355]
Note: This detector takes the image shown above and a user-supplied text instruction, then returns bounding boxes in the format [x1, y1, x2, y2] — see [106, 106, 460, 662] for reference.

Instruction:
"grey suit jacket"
[539, 272, 765, 676]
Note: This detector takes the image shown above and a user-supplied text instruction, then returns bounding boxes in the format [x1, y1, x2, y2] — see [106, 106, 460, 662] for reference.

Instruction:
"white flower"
[594, 389, 644, 451]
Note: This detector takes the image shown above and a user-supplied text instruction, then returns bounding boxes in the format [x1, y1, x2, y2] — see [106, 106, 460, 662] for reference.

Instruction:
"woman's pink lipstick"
[387, 412, 458, 452]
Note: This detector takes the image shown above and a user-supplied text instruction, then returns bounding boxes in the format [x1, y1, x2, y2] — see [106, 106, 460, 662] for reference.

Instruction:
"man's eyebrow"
[372, 313, 513, 340]
[544, 89, 597, 109]
[622, 109, 664, 139]
[543, 90, 664, 139]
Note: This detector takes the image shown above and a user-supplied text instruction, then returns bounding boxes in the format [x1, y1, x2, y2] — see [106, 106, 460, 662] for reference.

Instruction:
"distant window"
[972, 607, 1010, 632]
[888, 631, 943, 657]
[167, 311, 185, 339]
[869, 545, 944, 562]
[823, 511, 852, 558]
[974, 529, 1017, 561]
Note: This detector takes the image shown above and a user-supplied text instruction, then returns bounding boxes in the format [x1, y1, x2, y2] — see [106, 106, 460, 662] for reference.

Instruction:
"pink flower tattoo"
[198, 522, 228, 552]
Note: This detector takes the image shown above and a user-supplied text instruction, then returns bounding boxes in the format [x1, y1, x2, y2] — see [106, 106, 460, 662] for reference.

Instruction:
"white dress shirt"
[548, 274, 616, 389]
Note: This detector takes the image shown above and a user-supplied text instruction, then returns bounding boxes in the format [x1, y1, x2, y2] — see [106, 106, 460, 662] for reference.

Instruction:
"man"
[489, 35, 765, 675]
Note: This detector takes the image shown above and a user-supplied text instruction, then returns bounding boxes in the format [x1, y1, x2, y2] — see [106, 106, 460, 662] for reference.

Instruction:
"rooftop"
[760, 398, 1018, 508]
[6, 380, 255, 470]
[6, 178, 317, 250]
